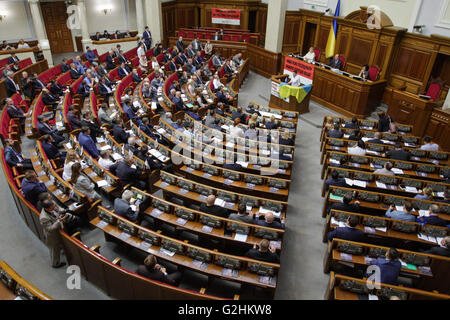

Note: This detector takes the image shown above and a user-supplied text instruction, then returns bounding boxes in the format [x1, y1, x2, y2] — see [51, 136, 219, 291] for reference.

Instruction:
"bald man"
[256, 212, 286, 229]
[199, 195, 229, 218]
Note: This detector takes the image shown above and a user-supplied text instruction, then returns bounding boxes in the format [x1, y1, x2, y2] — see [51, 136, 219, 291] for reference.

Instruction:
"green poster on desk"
[329, 194, 344, 201]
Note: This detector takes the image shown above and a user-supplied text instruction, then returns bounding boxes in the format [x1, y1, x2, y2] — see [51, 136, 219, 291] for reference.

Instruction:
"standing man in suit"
[106, 50, 116, 70]
[5, 71, 20, 97]
[143, 26, 152, 49]
[61, 58, 70, 73]
[78, 126, 100, 159]
[39, 198, 69, 268]
[21, 71, 35, 100]
[176, 36, 185, 52]
[327, 54, 343, 69]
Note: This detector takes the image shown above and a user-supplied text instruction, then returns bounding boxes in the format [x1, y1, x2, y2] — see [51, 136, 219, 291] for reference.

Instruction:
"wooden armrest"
[90, 199, 102, 209]
[112, 257, 121, 266]
[90, 244, 101, 253]
[71, 231, 81, 240]
[200, 288, 206, 294]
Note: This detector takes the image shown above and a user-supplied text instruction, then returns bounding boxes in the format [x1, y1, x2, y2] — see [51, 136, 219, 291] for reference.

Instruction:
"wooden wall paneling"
[255, 4, 267, 45]
[425, 109, 450, 151]
[282, 12, 302, 53]
[317, 23, 331, 60]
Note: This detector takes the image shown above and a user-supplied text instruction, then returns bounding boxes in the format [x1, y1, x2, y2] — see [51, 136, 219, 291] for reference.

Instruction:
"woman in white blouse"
[212, 74, 224, 91]
[187, 79, 196, 96]
[151, 56, 159, 69]
[63, 150, 85, 181]
[17, 39, 30, 49]
[304, 47, 316, 63]
[70, 162, 101, 201]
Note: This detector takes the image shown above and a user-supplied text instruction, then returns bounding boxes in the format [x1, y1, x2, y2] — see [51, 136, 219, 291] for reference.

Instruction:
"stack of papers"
[391, 168, 404, 174]
[99, 145, 111, 151]
[111, 153, 123, 161]
[405, 186, 419, 193]
[236, 161, 248, 168]
[418, 210, 430, 217]
[418, 233, 437, 243]
[214, 198, 226, 207]
[331, 217, 346, 228]
[234, 233, 248, 242]
[353, 180, 367, 188]
[375, 181, 387, 189]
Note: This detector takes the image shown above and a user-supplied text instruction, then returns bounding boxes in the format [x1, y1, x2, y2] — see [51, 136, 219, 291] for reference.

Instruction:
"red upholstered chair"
[368, 66, 380, 81]
[231, 34, 240, 42]
[187, 31, 195, 39]
[314, 49, 321, 62]
[205, 33, 212, 40]
[223, 34, 231, 41]
[242, 34, 250, 42]
[178, 30, 185, 37]
[197, 32, 205, 39]
[338, 56, 346, 70]
[425, 82, 442, 100]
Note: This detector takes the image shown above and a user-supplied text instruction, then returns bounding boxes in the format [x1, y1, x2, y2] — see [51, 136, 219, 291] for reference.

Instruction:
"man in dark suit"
[212, 31, 221, 41]
[176, 36, 185, 52]
[327, 123, 344, 139]
[245, 239, 280, 263]
[106, 51, 116, 70]
[21, 170, 48, 208]
[137, 254, 182, 286]
[81, 112, 103, 142]
[98, 77, 113, 103]
[69, 63, 81, 79]
[329, 193, 361, 214]
[117, 50, 128, 65]
[122, 98, 138, 122]
[231, 106, 246, 124]
[367, 132, 383, 144]
[21, 71, 35, 100]
[172, 91, 185, 111]
[42, 88, 59, 109]
[112, 119, 129, 144]
[97, 63, 108, 78]
[384, 143, 411, 161]
[327, 215, 365, 242]
[256, 212, 286, 229]
[367, 248, 401, 285]
[5, 97, 26, 127]
[175, 52, 185, 66]
[168, 58, 178, 72]
[199, 195, 229, 218]
[327, 54, 343, 69]
[41, 135, 65, 161]
[78, 126, 99, 159]
[61, 58, 70, 73]
[37, 115, 65, 144]
[66, 105, 81, 131]
[8, 53, 20, 65]
[422, 237, 450, 257]
[131, 69, 142, 83]
[109, 155, 146, 189]
[186, 45, 196, 58]
[31, 72, 47, 92]
[49, 80, 64, 97]
[5, 72, 20, 97]
[4, 139, 33, 170]
[118, 62, 130, 78]
[143, 26, 152, 48]
[344, 117, 359, 129]
[325, 170, 350, 192]
[114, 190, 140, 222]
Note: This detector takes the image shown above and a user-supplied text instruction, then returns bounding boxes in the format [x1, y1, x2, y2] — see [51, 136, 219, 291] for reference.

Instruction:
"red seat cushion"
[338, 56, 346, 70]
[314, 49, 321, 62]
[369, 66, 379, 81]
[426, 83, 441, 100]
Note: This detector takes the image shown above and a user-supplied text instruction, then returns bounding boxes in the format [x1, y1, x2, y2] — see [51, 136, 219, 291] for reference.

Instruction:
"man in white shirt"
[229, 118, 244, 138]
[347, 140, 367, 156]
[99, 151, 115, 170]
[420, 136, 439, 151]
[288, 70, 302, 87]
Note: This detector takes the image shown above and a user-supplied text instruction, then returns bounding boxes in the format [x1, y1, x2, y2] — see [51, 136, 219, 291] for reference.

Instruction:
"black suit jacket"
[199, 203, 228, 218]
[8, 56, 19, 64]
[61, 63, 70, 73]
[112, 125, 129, 144]
[328, 58, 343, 70]
[70, 68, 81, 79]
[42, 93, 58, 106]
[106, 55, 115, 70]
[5, 78, 18, 97]
[20, 77, 34, 98]
[136, 266, 175, 285]
[42, 141, 62, 160]
[109, 161, 142, 186]
[327, 226, 365, 242]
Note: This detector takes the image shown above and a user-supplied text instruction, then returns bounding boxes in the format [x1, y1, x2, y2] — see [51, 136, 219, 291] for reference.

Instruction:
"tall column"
[77, 0, 92, 51]
[444, 91, 450, 110]
[145, 0, 163, 45]
[264, 0, 287, 53]
[28, 0, 54, 66]
[136, 0, 145, 37]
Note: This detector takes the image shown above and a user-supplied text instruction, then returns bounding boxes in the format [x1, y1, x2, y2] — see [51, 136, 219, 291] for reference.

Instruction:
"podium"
[269, 75, 311, 114]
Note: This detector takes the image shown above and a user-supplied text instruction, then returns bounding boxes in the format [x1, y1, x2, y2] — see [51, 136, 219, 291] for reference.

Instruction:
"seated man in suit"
[418, 205, 448, 227]
[117, 50, 129, 65]
[8, 53, 20, 65]
[37, 115, 65, 145]
[118, 62, 131, 79]
[76, 80, 91, 98]
[69, 63, 81, 79]
[231, 106, 246, 124]
[384, 143, 411, 161]
[186, 44, 196, 58]
[78, 126, 99, 159]
[422, 237, 450, 257]
[367, 248, 402, 285]
[97, 77, 113, 104]
[212, 31, 221, 41]
[367, 132, 383, 144]
[32, 72, 47, 92]
[265, 116, 278, 130]
[122, 98, 139, 122]
[5, 97, 26, 128]
[21, 170, 48, 208]
[84, 46, 99, 67]
[420, 136, 439, 151]
[228, 203, 257, 224]
[199, 195, 229, 218]
[67, 105, 81, 130]
[109, 155, 146, 190]
[114, 190, 140, 223]
[327, 123, 344, 139]
[102, 30, 110, 39]
[185, 58, 196, 74]
[41, 135, 66, 162]
[212, 53, 223, 68]
[5, 72, 20, 97]
[106, 50, 116, 70]
[61, 58, 70, 73]
[325, 170, 350, 192]
[97, 62, 108, 78]
[344, 117, 359, 129]
[112, 118, 129, 144]
[374, 162, 395, 176]
[245, 239, 280, 263]
[256, 212, 286, 229]
[42, 88, 59, 109]
[327, 54, 343, 70]
[131, 69, 142, 83]
[385, 201, 416, 222]
[329, 192, 361, 214]
[137, 254, 182, 286]
[49, 80, 65, 97]
[172, 91, 185, 112]
[168, 58, 178, 72]
[327, 215, 365, 242]
[81, 111, 104, 142]
[97, 103, 116, 125]
[73, 56, 86, 74]
[4, 138, 33, 170]
[216, 88, 234, 106]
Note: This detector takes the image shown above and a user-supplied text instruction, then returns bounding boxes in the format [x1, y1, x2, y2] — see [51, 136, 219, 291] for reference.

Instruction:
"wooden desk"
[269, 75, 311, 114]
[388, 89, 436, 138]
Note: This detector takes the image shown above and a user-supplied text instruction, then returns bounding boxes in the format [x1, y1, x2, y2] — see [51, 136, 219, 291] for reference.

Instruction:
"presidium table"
[280, 54, 388, 118]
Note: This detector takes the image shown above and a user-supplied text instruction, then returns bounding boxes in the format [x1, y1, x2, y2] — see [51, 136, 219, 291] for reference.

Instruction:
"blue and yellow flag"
[325, 0, 341, 58]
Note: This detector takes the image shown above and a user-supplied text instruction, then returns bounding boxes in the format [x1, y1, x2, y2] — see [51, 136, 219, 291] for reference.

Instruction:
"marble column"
[145, 0, 163, 45]
[28, 0, 53, 66]
[77, 0, 92, 51]
[264, 0, 287, 53]
[136, 0, 145, 37]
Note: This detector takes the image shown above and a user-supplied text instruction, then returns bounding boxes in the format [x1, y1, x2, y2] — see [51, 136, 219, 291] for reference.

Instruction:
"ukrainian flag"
[325, 0, 341, 58]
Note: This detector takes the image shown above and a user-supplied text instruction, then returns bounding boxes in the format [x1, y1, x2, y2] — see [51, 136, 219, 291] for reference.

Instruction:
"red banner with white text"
[212, 8, 241, 26]
[283, 56, 315, 85]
